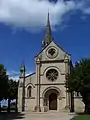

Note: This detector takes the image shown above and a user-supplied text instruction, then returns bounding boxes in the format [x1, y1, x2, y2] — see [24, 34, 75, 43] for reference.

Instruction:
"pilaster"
[18, 76, 25, 112]
[18, 64, 25, 112]
[36, 58, 41, 112]
[64, 58, 70, 110]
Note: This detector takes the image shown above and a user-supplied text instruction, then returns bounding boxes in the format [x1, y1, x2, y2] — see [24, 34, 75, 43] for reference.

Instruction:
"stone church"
[18, 13, 84, 112]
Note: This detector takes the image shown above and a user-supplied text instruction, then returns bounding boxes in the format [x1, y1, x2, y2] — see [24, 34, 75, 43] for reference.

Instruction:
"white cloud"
[7, 70, 32, 81]
[7, 70, 19, 81]
[75, 0, 90, 15]
[0, 0, 90, 31]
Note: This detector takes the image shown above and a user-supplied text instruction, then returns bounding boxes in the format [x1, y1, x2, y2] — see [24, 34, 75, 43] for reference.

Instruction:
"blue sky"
[0, 0, 90, 79]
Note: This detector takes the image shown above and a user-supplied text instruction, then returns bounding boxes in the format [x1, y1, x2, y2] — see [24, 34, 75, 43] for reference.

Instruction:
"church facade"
[18, 14, 84, 112]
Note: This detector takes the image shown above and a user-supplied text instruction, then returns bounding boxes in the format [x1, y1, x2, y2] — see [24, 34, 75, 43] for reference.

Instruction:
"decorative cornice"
[25, 97, 35, 99]
[40, 60, 64, 63]
[35, 83, 65, 86]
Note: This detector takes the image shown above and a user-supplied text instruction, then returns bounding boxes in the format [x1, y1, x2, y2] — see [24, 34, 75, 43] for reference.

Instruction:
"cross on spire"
[42, 12, 53, 48]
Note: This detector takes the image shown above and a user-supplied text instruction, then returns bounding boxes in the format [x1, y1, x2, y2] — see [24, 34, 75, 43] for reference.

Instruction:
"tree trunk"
[7, 99, 11, 113]
[84, 104, 90, 114]
[70, 91, 74, 112]
[15, 98, 18, 113]
[83, 95, 90, 114]
[0, 101, 1, 112]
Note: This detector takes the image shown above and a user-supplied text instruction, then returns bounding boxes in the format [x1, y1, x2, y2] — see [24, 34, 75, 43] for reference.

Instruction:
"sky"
[0, 0, 90, 80]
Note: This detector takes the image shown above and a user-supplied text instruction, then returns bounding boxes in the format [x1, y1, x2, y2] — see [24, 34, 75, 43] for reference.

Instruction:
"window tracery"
[46, 69, 58, 81]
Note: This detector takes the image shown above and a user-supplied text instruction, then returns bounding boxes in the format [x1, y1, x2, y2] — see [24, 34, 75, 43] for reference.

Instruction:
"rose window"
[48, 48, 56, 56]
[46, 69, 58, 81]
[46, 47, 58, 59]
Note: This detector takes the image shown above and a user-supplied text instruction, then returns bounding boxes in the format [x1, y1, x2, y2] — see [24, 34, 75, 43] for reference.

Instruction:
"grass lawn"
[71, 115, 90, 120]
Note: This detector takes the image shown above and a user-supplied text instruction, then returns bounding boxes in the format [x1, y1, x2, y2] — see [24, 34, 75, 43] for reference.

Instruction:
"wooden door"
[49, 93, 57, 110]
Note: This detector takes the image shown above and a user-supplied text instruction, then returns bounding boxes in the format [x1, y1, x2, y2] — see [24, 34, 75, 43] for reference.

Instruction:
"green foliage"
[66, 58, 90, 113]
[8, 79, 18, 99]
[66, 58, 90, 93]
[0, 64, 18, 112]
[0, 64, 8, 100]
[7, 79, 18, 112]
[71, 115, 90, 120]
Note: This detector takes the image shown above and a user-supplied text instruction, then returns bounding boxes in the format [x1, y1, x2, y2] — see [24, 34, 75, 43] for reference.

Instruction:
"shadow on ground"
[76, 112, 90, 115]
[0, 112, 25, 120]
[70, 112, 90, 120]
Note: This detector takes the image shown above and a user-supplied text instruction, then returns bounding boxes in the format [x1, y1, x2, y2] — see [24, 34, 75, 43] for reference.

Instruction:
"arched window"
[27, 86, 32, 98]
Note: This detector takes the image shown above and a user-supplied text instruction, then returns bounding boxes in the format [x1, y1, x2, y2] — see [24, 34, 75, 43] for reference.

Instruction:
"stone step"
[23, 109, 71, 115]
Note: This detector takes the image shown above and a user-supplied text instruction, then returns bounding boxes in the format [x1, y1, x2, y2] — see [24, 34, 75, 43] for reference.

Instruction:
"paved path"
[17, 112, 75, 120]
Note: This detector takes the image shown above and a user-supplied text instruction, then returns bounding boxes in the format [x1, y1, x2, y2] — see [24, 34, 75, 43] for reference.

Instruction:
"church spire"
[46, 12, 52, 38]
[42, 12, 53, 48]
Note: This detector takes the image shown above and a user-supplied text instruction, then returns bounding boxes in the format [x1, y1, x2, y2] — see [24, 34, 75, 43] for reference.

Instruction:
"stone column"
[22, 71, 25, 111]
[57, 98, 60, 111]
[36, 58, 41, 112]
[18, 64, 25, 112]
[18, 77, 24, 112]
[64, 58, 69, 110]
[47, 99, 49, 111]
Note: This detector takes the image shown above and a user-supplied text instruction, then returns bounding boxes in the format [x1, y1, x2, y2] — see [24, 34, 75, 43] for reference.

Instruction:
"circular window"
[46, 47, 58, 59]
[48, 48, 56, 56]
[46, 69, 58, 81]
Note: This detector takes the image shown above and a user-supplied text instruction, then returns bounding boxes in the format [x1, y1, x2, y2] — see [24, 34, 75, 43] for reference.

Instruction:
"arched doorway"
[43, 87, 60, 111]
[49, 93, 57, 110]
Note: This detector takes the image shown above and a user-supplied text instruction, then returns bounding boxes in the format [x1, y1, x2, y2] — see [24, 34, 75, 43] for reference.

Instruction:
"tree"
[0, 64, 8, 111]
[66, 58, 90, 114]
[7, 79, 18, 112]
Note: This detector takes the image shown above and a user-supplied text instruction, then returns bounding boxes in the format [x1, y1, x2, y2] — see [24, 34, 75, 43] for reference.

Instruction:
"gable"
[25, 72, 36, 87]
[35, 41, 71, 62]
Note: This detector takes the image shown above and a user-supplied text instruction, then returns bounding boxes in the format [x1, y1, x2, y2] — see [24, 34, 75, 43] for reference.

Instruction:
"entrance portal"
[49, 93, 57, 110]
[43, 87, 60, 111]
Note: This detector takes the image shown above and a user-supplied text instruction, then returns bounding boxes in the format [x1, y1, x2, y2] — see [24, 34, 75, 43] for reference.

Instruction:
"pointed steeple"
[42, 12, 53, 48]
[46, 12, 52, 38]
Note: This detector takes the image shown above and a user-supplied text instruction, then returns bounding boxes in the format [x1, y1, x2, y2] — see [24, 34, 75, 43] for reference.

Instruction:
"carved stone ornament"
[46, 47, 58, 59]
[46, 69, 58, 81]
